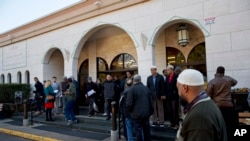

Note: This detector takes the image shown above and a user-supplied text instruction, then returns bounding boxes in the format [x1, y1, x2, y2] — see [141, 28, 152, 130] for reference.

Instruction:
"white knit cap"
[177, 69, 204, 86]
[151, 65, 157, 69]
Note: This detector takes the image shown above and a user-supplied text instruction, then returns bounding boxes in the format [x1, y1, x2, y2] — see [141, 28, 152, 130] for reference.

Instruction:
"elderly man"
[176, 69, 227, 141]
[126, 75, 154, 141]
[147, 66, 165, 127]
[164, 65, 179, 129]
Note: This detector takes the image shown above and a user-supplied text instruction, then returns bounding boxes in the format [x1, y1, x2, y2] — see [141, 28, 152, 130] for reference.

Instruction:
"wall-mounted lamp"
[177, 24, 189, 47]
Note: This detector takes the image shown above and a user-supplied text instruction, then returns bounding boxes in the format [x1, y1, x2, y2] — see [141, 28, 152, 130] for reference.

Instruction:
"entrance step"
[11, 107, 177, 140]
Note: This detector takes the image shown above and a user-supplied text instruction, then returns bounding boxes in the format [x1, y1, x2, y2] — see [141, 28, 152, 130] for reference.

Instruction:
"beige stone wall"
[155, 23, 205, 72]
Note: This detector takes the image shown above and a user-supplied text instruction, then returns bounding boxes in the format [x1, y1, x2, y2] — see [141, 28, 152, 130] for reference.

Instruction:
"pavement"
[0, 118, 125, 141]
[0, 105, 176, 141]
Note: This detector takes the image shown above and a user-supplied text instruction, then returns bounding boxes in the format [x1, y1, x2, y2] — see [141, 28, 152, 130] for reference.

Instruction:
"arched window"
[0, 74, 4, 84]
[17, 71, 22, 84]
[187, 43, 206, 76]
[97, 57, 108, 80]
[166, 47, 186, 67]
[111, 53, 138, 70]
[25, 70, 30, 84]
[7, 73, 11, 84]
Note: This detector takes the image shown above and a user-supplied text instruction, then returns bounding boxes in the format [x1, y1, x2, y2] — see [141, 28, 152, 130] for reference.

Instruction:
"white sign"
[205, 17, 215, 25]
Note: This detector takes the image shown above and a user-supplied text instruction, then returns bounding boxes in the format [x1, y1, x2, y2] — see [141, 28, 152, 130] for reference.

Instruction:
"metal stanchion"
[23, 100, 29, 126]
[30, 99, 34, 126]
[111, 101, 118, 141]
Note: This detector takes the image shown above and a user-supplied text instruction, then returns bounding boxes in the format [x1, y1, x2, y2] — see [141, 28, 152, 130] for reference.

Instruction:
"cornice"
[0, 0, 149, 47]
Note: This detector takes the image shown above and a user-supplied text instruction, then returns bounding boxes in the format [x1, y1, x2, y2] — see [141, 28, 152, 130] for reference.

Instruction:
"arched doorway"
[78, 59, 89, 106]
[0, 74, 4, 84]
[76, 26, 138, 82]
[43, 48, 64, 81]
[25, 70, 30, 84]
[17, 71, 22, 84]
[76, 25, 138, 106]
[153, 21, 206, 77]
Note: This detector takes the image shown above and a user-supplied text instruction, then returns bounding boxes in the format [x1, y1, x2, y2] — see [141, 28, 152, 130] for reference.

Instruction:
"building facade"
[0, 0, 250, 91]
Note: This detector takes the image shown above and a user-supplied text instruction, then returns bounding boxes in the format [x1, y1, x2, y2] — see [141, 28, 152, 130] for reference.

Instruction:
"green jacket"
[176, 98, 227, 141]
[66, 83, 76, 101]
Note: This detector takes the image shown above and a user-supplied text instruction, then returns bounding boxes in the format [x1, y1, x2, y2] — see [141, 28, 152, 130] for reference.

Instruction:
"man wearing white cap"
[147, 66, 165, 127]
[176, 69, 227, 141]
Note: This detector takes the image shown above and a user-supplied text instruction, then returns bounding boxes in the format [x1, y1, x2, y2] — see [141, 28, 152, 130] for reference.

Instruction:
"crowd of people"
[32, 65, 238, 141]
[33, 76, 80, 125]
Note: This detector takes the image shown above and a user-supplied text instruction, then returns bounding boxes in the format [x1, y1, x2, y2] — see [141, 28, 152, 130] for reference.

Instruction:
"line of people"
[32, 65, 237, 141]
[33, 76, 80, 125]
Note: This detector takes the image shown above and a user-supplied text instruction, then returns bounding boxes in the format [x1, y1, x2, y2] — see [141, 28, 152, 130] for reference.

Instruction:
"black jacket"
[34, 81, 44, 98]
[85, 82, 96, 98]
[126, 82, 154, 119]
[102, 80, 116, 99]
[119, 87, 131, 118]
[164, 73, 179, 99]
[147, 73, 164, 99]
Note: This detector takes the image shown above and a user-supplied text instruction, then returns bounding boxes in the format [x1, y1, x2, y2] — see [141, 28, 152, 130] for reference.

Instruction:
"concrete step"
[12, 108, 177, 141]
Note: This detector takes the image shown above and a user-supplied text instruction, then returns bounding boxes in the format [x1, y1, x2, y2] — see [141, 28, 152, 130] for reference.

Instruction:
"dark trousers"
[88, 97, 95, 115]
[220, 107, 238, 141]
[105, 98, 113, 118]
[166, 98, 179, 126]
[35, 97, 43, 112]
[45, 108, 53, 120]
[95, 98, 104, 113]
[133, 118, 151, 141]
[163, 99, 169, 121]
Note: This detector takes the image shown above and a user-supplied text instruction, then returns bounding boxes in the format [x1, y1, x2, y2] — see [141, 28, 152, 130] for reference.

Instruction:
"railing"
[231, 92, 250, 112]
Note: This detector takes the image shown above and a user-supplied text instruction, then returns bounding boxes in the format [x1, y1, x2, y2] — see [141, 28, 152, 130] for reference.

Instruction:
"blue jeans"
[64, 100, 76, 121]
[125, 118, 134, 141]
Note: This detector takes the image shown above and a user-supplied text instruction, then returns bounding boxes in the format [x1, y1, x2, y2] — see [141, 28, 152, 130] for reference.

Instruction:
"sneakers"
[67, 119, 79, 125]
[171, 125, 179, 130]
[67, 120, 73, 126]
[159, 123, 165, 127]
[73, 119, 79, 123]
[103, 113, 107, 116]
[151, 122, 158, 127]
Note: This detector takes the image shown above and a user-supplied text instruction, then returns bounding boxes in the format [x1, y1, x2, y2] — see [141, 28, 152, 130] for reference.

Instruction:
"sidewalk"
[0, 118, 125, 141]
